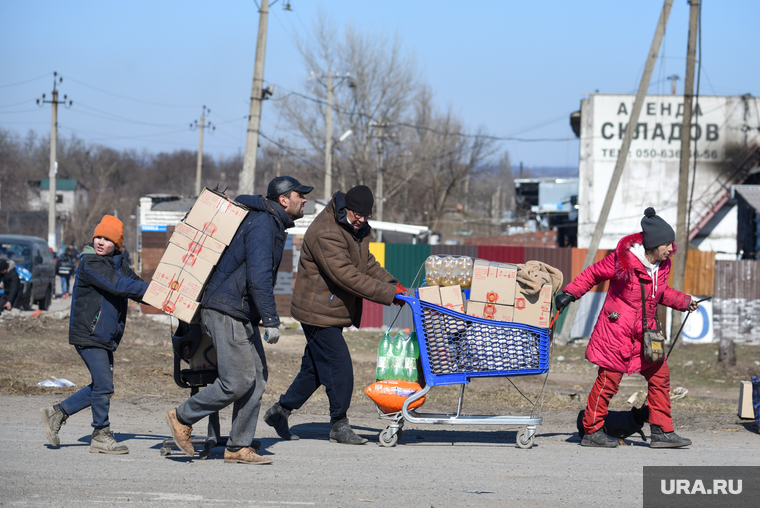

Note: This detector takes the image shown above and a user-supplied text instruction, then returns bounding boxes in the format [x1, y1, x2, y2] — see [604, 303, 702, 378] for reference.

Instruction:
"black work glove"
[555, 292, 576, 314]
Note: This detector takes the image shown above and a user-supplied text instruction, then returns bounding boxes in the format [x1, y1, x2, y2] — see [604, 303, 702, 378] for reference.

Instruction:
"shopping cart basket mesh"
[421, 306, 546, 375]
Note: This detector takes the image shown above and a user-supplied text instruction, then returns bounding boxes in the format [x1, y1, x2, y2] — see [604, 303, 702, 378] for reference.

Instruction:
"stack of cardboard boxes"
[418, 258, 553, 329]
[142, 188, 249, 323]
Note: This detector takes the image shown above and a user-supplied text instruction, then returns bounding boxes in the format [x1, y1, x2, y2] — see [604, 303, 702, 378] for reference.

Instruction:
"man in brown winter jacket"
[264, 185, 407, 444]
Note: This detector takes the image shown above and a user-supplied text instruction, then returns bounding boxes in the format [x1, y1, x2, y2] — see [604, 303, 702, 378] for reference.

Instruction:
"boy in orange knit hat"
[40, 215, 149, 454]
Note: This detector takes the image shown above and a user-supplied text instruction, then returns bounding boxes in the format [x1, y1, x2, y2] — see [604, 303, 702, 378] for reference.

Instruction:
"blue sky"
[2, 1, 757, 171]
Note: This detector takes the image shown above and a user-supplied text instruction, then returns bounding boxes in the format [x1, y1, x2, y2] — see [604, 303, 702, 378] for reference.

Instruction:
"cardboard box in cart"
[512, 283, 553, 328]
[418, 286, 441, 306]
[439, 285, 465, 313]
[467, 301, 514, 321]
[469, 260, 517, 306]
[184, 188, 249, 246]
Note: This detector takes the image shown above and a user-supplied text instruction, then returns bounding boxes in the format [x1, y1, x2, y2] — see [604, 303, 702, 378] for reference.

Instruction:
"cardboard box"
[184, 188, 249, 246]
[738, 381, 755, 419]
[469, 260, 517, 306]
[417, 286, 441, 306]
[170, 221, 226, 265]
[439, 285, 464, 313]
[152, 243, 215, 301]
[512, 283, 553, 328]
[466, 301, 514, 321]
[142, 280, 201, 323]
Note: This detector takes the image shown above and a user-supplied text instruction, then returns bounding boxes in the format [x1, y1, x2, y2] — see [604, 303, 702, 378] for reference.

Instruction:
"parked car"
[0, 235, 56, 310]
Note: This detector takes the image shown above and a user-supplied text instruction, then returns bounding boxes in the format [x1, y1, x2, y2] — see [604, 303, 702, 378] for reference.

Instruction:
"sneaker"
[90, 427, 129, 454]
[580, 429, 619, 448]
[224, 446, 273, 465]
[41, 405, 68, 448]
[650, 424, 691, 448]
[329, 418, 367, 445]
[164, 408, 194, 456]
[264, 403, 299, 440]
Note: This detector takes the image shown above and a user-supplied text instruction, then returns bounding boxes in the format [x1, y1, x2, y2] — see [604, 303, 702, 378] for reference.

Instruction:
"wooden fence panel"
[714, 260, 760, 299]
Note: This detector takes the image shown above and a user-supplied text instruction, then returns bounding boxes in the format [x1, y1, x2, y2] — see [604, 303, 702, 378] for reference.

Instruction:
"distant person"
[120, 246, 131, 268]
[40, 215, 149, 454]
[264, 185, 406, 445]
[0, 259, 22, 311]
[164, 176, 311, 464]
[555, 207, 698, 449]
[56, 246, 76, 298]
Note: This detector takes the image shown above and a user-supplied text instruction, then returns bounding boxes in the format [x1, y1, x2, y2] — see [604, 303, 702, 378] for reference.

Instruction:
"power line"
[0, 73, 51, 89]
[278, 88, 575, 142]
[64, 76, 199, 108]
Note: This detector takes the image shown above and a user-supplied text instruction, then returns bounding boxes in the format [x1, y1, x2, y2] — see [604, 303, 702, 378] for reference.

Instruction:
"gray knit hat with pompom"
[641, 207, 675, 249]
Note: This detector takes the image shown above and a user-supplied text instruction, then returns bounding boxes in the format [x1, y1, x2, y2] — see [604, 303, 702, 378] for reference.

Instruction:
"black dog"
[577, 405, 650, 444]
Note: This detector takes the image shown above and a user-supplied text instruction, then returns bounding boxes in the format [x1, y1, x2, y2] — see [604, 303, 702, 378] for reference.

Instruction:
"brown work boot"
[90, 427, 129, 454]
[223, 446, 273, 465]
[164, 408, 194, 457]
[41, 404, 68, 448]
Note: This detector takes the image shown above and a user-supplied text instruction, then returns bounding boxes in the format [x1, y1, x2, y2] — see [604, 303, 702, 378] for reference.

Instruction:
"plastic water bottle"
[391, 332, 406, 380]
[403, 333, 418, 382]
[376, 331, 392, 381]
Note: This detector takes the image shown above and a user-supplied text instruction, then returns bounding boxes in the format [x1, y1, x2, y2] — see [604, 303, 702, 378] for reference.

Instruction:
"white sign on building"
[577, 94, 760, 258]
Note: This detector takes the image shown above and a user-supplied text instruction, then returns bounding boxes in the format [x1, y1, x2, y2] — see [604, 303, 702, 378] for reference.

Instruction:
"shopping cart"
[376, 291, 553, 448]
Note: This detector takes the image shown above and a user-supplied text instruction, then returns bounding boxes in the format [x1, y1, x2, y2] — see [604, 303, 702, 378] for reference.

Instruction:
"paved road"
[2, 394, 757, 508]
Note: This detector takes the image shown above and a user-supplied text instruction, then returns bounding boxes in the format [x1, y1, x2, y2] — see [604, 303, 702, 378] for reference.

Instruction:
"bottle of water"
[376, 331, 392, 381]
[403, 333, 418, 382]
[391, 332, 406, 380]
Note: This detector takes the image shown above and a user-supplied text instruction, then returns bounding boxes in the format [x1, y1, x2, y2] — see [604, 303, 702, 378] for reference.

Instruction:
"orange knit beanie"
[93, 215, 124, 249]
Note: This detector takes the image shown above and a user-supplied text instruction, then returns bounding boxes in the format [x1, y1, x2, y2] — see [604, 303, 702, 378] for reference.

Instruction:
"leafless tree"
[277, 13, 501, 232]
[278, 12, 419, 193]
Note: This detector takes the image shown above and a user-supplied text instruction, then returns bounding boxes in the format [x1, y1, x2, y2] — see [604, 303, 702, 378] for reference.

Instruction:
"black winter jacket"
[201, 195, 294, 327]
[1, 264, 21, 306]
[68, 245, 149, 351]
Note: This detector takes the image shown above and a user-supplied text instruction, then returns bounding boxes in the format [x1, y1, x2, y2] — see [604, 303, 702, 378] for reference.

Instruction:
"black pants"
[279, 325, 353, 424]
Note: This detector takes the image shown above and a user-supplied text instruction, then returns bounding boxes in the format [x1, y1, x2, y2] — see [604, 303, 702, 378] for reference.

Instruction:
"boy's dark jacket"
[201, 195, 294, 327]
[68, 245, 148, 351]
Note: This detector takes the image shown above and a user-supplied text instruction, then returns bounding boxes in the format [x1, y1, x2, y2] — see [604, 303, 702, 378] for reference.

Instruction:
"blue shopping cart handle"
[394, 293, 416, 305]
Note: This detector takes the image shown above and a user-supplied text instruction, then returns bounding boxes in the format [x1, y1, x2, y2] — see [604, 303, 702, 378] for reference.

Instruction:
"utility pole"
[276, 139, 284, 177]
[668, 74, 680, 95]
[192, 105, 214, 196]
[324, 70, 333, 200]
[558, 0, 673, 344]
[36, 72, 72, 251]
[373, 120, 388, 242]
[239, 0, 270, 195]
[670, 0, 700, 346]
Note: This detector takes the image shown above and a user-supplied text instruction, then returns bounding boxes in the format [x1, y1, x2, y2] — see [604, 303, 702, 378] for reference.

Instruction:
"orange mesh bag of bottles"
[364, 380, 426, 414]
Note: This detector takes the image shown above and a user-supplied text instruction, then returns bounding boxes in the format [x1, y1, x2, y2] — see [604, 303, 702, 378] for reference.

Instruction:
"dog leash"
[666, 296, 712, 357]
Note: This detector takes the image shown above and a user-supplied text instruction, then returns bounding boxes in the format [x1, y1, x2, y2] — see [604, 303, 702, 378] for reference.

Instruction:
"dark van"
[0, 235, 56, 310]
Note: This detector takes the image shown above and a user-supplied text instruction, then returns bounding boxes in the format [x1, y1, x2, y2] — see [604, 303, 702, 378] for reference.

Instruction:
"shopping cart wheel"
[516, 428, 534, 449]
[379, 427, 400, 447]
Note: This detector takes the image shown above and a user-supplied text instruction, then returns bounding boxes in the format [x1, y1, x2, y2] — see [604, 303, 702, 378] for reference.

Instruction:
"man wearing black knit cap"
[264, 185, 407, 445]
